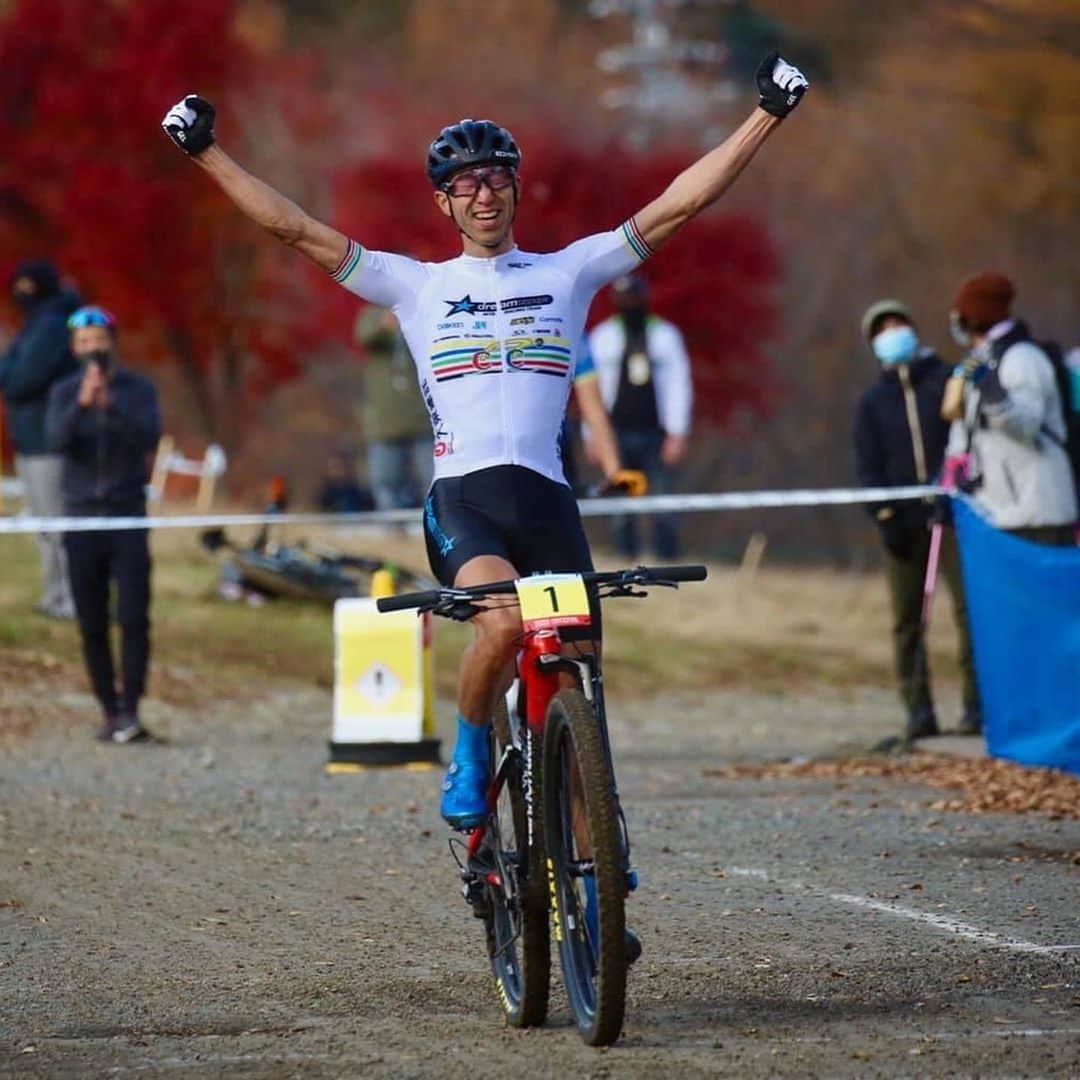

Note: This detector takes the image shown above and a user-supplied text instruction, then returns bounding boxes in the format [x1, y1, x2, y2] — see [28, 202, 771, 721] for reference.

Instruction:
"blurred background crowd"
[1, 0, 1078, 563]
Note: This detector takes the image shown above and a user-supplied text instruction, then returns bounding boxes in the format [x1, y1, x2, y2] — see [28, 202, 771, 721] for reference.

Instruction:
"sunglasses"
[441, 165, 517, 198]
[67, 306, 117, 330]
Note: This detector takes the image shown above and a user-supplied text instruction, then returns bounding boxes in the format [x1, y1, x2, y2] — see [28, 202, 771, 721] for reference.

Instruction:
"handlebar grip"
[376, 590, 442, 613]
[645, 564, 708, 582]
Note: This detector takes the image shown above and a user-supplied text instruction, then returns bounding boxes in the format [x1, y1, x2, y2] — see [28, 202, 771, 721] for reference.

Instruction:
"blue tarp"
[953, 498, 1080, 775]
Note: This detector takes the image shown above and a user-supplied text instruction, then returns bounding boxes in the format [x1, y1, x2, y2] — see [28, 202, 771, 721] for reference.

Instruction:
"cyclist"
[161, 54, 808, 832]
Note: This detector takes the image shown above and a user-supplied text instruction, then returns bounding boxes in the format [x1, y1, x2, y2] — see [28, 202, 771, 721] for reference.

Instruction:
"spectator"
[854, 299, 981, 740]
[317, 451, 374, 513]
[0, 260, 80, 618]
[942, 273, 1077, 544]
[354, 306, 432, 509]
[587, 274, 692, 558]
[45, 307, 161, 743]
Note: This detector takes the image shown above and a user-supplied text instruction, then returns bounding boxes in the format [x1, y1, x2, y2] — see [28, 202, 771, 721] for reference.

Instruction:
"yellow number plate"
[514, 573, 592, 631]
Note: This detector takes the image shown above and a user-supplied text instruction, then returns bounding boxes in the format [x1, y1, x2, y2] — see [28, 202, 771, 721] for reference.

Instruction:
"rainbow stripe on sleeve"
[620, 217, 654, 262]
[330, 238, 363, 282]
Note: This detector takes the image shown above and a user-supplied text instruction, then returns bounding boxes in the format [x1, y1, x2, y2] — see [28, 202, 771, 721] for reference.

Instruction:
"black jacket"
[0, 291, 80, 454]
[854, 351, 951, 529]
[45, 367, 161, 515]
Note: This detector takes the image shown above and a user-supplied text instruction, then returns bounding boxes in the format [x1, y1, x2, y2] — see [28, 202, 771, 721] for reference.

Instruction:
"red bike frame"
[465, 627, 565, 863]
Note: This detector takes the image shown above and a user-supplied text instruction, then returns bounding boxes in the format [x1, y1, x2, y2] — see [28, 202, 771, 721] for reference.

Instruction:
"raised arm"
[634, 54, 808, 253]
[162, 96, 348, 273]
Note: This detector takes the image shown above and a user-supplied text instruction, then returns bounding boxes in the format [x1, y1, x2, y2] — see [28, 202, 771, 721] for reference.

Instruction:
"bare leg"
[454, 554, 523, 725]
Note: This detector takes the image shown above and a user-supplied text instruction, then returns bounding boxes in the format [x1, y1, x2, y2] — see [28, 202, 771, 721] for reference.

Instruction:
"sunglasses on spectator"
[441, 166, 517, 198]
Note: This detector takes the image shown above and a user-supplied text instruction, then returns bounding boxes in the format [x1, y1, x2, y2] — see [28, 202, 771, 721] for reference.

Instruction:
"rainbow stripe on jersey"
[431, 335, 573, 382]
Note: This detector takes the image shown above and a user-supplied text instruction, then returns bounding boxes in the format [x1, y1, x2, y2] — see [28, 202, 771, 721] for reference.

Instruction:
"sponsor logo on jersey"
[444, 294, 487, 316]
[501, 294, 553, 313]
[510, 316, 535, 326]
[437, 320, 465, 330]
[504, 335, 572, 378]
[443, 294, 554, 318]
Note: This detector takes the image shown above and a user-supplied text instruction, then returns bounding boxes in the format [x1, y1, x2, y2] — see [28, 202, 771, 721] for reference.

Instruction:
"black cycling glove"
[162, 94, 216, 156]
[756, 52, 809, 118]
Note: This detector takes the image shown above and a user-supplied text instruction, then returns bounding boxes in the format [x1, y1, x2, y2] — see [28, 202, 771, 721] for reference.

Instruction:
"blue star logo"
[445, 294, 480, 316]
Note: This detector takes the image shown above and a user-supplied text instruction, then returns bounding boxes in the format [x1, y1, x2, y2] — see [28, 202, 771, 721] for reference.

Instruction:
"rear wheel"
[543, 689, 627, 1046]
[485, 701, 550, 1027]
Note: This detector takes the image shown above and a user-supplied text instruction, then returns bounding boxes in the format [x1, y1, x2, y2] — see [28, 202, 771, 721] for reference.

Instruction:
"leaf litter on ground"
[705, 752, 1080, 821]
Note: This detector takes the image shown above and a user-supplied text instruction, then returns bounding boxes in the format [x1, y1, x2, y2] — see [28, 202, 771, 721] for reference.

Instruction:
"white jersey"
[330, 220, 653, 485]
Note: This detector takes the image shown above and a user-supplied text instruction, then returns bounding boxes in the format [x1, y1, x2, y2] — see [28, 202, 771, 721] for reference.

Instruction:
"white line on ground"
[726, 867, 1078, 956]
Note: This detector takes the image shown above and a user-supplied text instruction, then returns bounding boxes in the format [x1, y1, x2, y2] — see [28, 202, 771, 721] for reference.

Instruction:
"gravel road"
[2, 681, 1078, 1077]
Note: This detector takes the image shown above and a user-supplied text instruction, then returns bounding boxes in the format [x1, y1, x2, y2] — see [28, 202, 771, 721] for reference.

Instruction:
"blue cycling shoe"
[440, 758, 490, 830]
[584, 872, 643, 965]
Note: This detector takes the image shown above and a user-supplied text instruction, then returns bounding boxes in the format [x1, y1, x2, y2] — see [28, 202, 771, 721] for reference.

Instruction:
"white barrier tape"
[0, 485, 943, 536]
[576, 484, 942, 518]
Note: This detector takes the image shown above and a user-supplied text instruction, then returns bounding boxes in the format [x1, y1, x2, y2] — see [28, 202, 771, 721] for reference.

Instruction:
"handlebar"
[375, 589, 445, 613]
[375, 564, 707, 617]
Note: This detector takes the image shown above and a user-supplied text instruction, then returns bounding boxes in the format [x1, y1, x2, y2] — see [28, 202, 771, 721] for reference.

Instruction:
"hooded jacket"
[945, 320, 1077, 529]
[0, 286, 80, 455]
[854, 350, 951, 531]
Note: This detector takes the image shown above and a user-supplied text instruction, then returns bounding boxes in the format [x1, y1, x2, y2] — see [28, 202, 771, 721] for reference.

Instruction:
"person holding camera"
[45, 306, 161, 743]
[854, 299, 980, 742]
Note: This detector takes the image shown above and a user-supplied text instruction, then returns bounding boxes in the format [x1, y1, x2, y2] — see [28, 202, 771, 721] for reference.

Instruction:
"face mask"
[949, 311, 972, 348]
[12, 290, 36, 312]
[872, 324, 919, 365]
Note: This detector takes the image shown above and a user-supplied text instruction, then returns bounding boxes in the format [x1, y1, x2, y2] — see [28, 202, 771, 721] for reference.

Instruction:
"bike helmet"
[426, 119, 521, 187]
[67, 305, 118, 331]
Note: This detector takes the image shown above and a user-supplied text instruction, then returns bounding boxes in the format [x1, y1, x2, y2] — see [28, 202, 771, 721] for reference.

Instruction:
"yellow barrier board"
[332, 598, 426, 745]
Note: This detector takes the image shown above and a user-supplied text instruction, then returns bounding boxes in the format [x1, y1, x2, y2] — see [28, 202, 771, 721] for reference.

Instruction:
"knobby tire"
[543, 688, 627, 1046]
[488, 701, 550, 1027]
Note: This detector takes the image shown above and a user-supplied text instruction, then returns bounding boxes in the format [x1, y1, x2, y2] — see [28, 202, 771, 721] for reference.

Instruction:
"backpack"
[989, 327, 1080, 502]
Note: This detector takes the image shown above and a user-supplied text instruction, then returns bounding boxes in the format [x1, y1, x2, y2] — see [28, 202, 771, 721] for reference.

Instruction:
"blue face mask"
[872, 324, 919, 365]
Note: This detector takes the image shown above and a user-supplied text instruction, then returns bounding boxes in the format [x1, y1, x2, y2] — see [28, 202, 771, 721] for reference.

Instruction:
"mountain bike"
[377, 563, 707, 1045]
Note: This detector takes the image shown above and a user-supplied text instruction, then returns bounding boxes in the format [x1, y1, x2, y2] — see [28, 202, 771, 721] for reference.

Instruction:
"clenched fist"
[162, 94, 216, 156]
[756, 52, 809, 119]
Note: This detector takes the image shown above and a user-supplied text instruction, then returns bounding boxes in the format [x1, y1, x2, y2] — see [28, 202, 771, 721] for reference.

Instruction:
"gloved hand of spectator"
[940, 453, 970, 490]
[755, 53, 809, 118]
[161, 95, 216, 156]
[875, 507, 911, 559]
[953, 353, 987, 382]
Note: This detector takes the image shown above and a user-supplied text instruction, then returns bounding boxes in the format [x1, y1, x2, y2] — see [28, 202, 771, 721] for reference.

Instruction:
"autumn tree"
[0, 0, 335, 442]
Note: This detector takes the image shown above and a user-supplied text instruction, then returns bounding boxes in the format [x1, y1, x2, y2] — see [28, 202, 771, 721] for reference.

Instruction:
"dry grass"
[0, 517, 964, 737]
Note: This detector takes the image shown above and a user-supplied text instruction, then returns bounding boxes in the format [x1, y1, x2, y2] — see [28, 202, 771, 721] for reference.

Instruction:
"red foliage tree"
[0, 0, 334, 440]
[327, 138, 781, 428]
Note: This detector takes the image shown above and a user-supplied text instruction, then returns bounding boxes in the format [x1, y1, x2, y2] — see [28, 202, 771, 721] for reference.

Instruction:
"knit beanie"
[860, 298, 914, 344]
[953, 272, 1015, 333]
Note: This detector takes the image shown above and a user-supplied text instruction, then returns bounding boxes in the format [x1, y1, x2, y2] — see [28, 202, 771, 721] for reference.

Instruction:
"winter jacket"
[587, 314, 693, 436]
[946, 320, 1077, 529]
[0, 291, 80, 454]
[45, 367, 161, 516]
[854, 350, 951, 538]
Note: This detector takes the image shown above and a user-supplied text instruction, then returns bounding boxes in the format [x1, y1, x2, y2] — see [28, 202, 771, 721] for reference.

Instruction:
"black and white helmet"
[426, 119, 521, 186]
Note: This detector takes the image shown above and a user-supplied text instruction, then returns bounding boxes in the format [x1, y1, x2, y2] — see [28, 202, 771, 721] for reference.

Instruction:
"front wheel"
[542, 689, 627, 1046]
